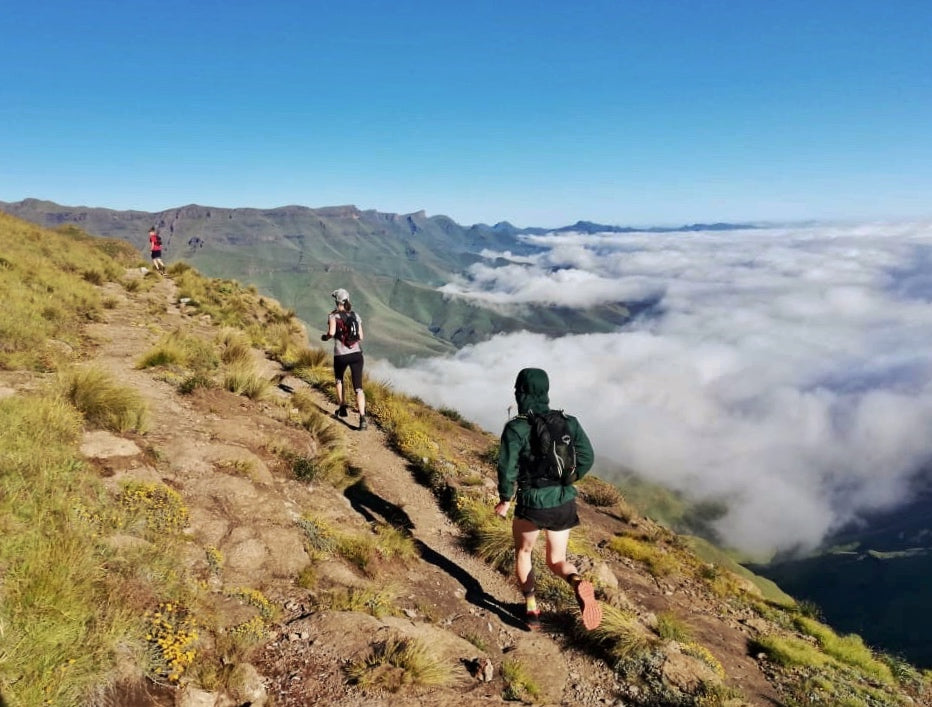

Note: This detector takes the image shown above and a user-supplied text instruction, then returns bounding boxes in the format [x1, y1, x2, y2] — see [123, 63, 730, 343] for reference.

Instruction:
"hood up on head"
[514, 367, 550, 416]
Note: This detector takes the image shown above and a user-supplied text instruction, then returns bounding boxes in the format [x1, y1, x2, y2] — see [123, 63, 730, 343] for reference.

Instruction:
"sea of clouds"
[372, 222, 932, 556]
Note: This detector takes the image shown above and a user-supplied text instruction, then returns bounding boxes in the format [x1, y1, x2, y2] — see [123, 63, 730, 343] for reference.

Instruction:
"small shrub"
[205, 546, 223, 576]
[144, 602, 199, 685]
[227, 587, 277, 622]
[119, 481, 189, 539]
[297, 516, 337, 554]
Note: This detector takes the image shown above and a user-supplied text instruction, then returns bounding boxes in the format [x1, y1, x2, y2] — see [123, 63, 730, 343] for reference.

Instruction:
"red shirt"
[149, 232, 161, 251]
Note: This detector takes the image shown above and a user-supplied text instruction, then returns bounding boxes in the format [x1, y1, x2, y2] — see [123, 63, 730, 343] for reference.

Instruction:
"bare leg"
[335, 379, 345, 408]
[513, 517, 540, 595]
[542, 528, 579, 579]
[355, 387, 366, 417]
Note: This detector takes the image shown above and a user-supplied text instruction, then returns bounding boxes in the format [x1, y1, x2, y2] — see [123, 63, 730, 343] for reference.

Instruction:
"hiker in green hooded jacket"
[494, 367, 601, 631]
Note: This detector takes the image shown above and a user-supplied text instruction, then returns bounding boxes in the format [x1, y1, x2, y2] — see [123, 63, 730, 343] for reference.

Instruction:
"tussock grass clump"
[501, 658, 541, 701]
[374, 522, 419, 563]
[585, 603, 659, 668]
[216, 327, 253, 366]
[59, 365, 148, 432]
[346, 634, 453, 692]
[222, 362, 269, 400]
[608, 533, 679, 578]
[474, 521, 515, 572]
[286, 345, 329, 370]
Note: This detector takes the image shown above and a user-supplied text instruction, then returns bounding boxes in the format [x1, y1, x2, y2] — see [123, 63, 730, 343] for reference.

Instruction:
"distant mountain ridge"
[4, 198, 704, 361]
[1, 199, 754, 362]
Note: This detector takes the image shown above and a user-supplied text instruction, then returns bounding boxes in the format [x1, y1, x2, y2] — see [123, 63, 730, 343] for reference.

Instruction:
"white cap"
[331, 288, 350, 303]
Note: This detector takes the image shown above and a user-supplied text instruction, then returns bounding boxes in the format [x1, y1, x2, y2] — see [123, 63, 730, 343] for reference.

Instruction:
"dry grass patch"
[314, 586, 400, 618]
[222, 361, 269, 400]
[59, 365, 148, 432]
[0, 215, 135, 370]
[346, 634, 454, 693]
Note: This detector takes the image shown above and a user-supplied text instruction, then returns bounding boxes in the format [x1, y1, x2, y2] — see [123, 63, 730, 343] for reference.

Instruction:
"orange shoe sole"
[575, 580, 602, 630]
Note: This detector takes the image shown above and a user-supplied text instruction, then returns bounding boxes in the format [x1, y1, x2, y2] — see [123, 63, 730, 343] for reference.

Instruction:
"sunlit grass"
[793, 616, 894, 684]
[607, 533, 679, 578]
[346, 634, 453, 692]
[137, 328, 220, 371]
[0, 394, 148, 704]
[58, 365, 149, 432]
[501, 658, 541, 701]
[0, 214, 134, 370]
[313, 586, 400, 618]
[222, 361, 269, 400]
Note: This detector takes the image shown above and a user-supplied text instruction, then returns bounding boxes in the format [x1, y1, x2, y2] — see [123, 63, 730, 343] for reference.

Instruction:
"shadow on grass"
[344, 479, 526, 631]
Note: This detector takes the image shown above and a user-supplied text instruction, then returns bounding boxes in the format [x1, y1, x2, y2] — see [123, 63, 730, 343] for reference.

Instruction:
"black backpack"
[337, 311, 360, 347]
[524, 410, 577, 488]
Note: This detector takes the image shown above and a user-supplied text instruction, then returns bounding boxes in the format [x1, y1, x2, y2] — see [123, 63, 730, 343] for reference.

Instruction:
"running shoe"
[574, 580, 602, 630]
[358, 416, 368, 430]
[525, 609, 541, 631]
[337, 405, 348, 418]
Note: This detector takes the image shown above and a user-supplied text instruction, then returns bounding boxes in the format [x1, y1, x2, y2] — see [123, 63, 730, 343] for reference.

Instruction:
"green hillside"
[0, 199, 637, 362]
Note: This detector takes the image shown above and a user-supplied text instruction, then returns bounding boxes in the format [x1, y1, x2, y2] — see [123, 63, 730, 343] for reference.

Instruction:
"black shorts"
[333, 351, 364, 390]
[516, 499, 579, 531]
[151, 250, 162, 259]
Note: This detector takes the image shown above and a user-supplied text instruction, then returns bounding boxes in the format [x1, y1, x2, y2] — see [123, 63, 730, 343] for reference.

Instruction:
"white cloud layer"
[372, 222, 932, 556]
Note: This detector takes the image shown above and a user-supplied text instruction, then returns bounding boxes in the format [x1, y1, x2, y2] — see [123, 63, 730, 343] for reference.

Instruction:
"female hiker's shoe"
[358, 416, 368, 430]
[337, 405, 348, 418]
[525, 609, 541, 631]
[574, 580, 602, 630]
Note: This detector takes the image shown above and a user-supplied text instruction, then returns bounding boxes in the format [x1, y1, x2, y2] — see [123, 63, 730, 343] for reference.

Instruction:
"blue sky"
[2, 0, 931, 227]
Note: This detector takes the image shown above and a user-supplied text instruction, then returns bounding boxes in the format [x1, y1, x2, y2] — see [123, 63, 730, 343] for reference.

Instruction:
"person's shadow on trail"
[343, 479, 526, 631]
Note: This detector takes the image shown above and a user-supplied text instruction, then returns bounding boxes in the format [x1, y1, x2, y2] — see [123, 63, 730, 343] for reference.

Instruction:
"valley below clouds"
[374, 221, 932, 557]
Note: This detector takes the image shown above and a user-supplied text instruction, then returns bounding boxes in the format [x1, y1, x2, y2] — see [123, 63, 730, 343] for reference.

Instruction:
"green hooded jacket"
[497, 368, 595, 509]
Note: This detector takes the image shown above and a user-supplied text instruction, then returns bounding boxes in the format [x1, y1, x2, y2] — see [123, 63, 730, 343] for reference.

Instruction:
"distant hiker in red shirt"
[148, 227, 165, 275]
[321, 288, 367, 430]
